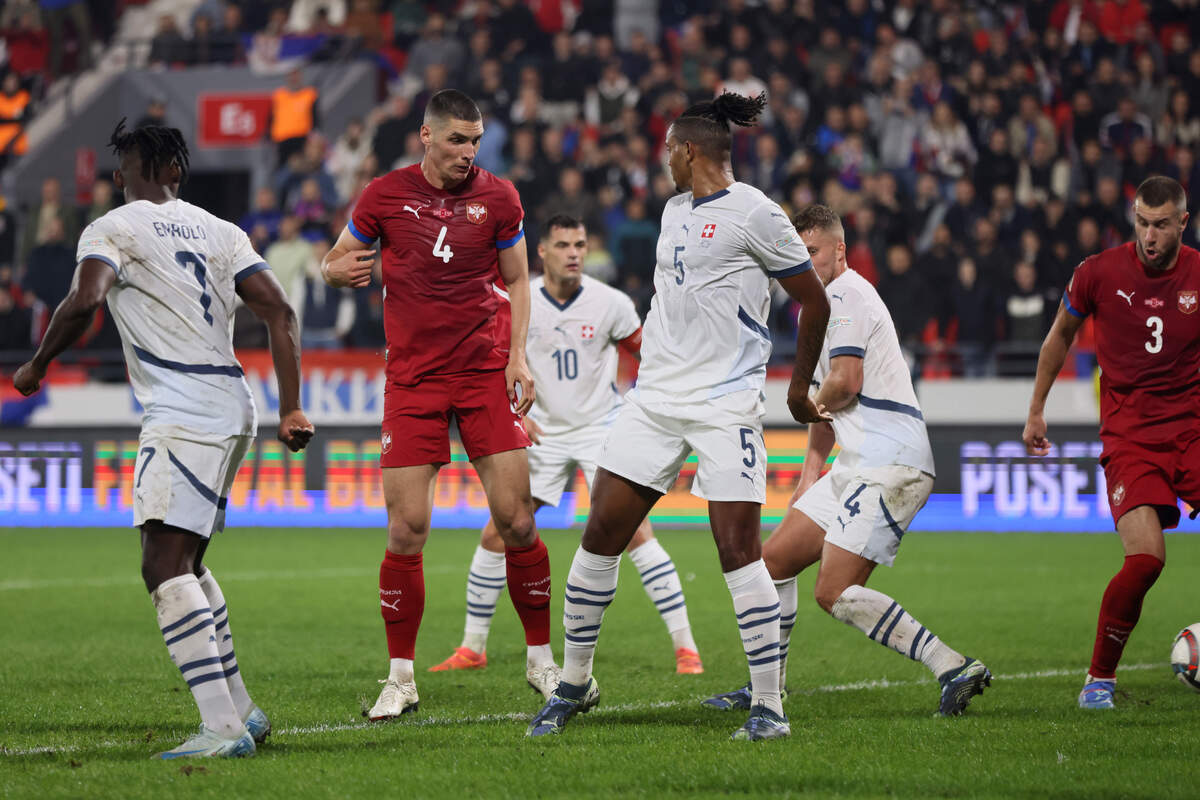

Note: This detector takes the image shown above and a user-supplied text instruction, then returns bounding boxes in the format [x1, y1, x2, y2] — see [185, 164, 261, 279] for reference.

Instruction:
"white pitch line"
[0, 662, 1165, 758]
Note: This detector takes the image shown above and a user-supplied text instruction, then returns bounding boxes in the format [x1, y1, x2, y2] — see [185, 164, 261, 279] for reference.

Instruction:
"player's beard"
[1139, 238, 1180, 271]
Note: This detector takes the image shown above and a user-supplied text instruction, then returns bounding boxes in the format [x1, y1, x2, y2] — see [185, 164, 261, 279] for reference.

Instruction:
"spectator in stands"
[327, 117, 372, 203]
[878, 243, 931, 359]
[585, 59, 638, 132]
[540, 167, 598, 234]
[404, 13, 463, 88]
[974, 129, 1019, 204]
[1100, 96, 1153, 154]
[275, 135, 338, 211]
[921, 100, 976, 194]
[1017, 135, 1070, 207]
[341, 0, 385, 52]
[209, 3, 246, 64]
[41, 0, 91, 78]
[610, 197, 657, 284]
[1000, 261, 1050, 374]
[239, 187, 283, 243]
[263, 215, 310, 326]
[290, 177, 330, 237]
[22, 214, 73, 312]
[970, 217, 1013, 286]
[371, 94, 418, 171]
[83, 179, 115, 226]
[1068, 88, 1103, 150]
[1008, 93, 1057, 161]
[269, 68, 319, 166]
[148, 13, 188, 68]
[946, 256, 995, 378]
[188, 12, 227, 66]
[302, 238, 354, 349]
[20, 176, 76, 268]
[0, 71, 30, 169]
[911, 174, 948, 254]
[1158, 89, 1200, 151]
[0, 280, 32, 350]
[990, 183, 1033, 242]
[944, 177, 981, 243]
[2, 9, 49, 80]
[135, 97, 167, 130]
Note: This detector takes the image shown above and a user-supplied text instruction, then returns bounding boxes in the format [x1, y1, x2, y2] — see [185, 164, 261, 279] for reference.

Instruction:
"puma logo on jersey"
[1116, 289, 1135, 306]
[403, 203, 427, 219]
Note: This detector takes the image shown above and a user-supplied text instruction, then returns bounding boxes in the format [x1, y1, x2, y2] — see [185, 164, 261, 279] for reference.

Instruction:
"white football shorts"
[527, 419, 609, 507]
[598, 389, 767, 503]
[794, 463, 933, 567]
[133, 426, 254, 538]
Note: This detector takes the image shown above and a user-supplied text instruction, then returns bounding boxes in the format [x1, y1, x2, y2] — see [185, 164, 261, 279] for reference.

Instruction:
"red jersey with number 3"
[1065, 242, 1200, 445]
[349, 163, 524, 385]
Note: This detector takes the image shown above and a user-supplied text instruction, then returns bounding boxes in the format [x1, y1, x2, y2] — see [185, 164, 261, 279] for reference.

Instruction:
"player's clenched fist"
[323, 249, 375, 288]
[278, 409, 316, 452]
[13, 361, 45, 397]
[1022, 411, 1052, 456]
[786, 383, 832, 424]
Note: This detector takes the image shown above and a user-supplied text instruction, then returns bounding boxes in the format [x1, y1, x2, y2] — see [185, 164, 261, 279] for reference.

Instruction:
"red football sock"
[379, 550, 424, 660]
[1090, 553, 1163, 679]
[505, 537, 552, 646]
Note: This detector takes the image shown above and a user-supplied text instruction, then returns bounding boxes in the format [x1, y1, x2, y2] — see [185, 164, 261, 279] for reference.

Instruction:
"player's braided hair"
[671, 91, 767, 159]
[108, 118, 190, 184]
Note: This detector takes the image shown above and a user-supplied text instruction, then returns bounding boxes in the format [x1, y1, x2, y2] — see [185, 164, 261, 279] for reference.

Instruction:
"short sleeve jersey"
[350, 164, 525, 386]
[76, 199, 266, 434]
[1065, 242, 1200, 444]
[814, 269, 934, 475]
[636, 183, 812, 406]
[525, 275, 641, 436]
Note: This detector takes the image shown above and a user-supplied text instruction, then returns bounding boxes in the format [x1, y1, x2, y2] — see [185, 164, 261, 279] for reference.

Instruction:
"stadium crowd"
[2, 0, 1200, 377]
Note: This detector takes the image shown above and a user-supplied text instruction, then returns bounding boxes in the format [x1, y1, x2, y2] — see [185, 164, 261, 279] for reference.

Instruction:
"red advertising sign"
[197, 92, 272, 148]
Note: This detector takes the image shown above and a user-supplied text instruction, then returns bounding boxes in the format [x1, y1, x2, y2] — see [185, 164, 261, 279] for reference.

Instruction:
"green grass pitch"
[2, 527, 1197, 798]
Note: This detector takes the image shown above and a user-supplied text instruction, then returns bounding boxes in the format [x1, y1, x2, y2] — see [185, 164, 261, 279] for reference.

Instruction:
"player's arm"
[237, 269, 315, 452]
[616, 327, 642, 361]
[499, 236, 535, 415]
[796, 419, 836, 497]
[1023, 300, 1086, 456]
[777, 269, 833, 424]
[814, 354, 863, 413]
[320, 225, 376, 288]
[13, 259, 116, 396]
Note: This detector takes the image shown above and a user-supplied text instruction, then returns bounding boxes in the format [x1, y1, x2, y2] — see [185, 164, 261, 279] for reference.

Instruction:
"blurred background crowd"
[2, 0, 1200, 379]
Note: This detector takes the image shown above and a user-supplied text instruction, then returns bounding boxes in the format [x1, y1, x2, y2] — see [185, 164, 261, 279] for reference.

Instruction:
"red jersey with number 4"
[1065, 242, 1200, 445]
[350, 163, 524, 385]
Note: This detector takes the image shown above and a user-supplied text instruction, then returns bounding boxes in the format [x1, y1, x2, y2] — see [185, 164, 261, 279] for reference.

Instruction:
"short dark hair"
[671, 91, 767, 159]
[424, 89, 481, 125]
[544, 214, 585, 235]
[792, 204, 844, 239]
[1135, 176, 1186, 211]
[109, 118, 190, 183]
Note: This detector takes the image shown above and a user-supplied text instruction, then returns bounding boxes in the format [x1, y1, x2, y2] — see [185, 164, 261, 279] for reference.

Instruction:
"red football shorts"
[380, 369, 530, 468]
[1101, 430, 1200, 529]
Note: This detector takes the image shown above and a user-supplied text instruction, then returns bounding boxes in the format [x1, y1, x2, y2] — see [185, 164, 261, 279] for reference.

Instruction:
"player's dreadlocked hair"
[671, 91, 767, 160]
[108, 118, 190, 184]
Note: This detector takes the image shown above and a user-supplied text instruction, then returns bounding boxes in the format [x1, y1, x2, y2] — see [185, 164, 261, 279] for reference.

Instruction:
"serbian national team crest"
[1111, 482, 1125, 507]
[701, 223, 717, 239]
[581, 324, 595, 339]
[466, 202, 487, 224]
[381, 431, 393, 455]
[1179, 291, 1198, 314]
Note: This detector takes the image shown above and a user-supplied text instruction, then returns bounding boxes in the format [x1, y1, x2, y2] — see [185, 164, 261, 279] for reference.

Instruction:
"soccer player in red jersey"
[320, 89, 556, 719]
[1024, 176, 1199, 709]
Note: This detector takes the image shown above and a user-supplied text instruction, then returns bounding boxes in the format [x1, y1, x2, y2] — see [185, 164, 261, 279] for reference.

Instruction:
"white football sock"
[561, 547, 619, 686]
[461, 545, 506, 653]
[197, 568, 254, 719]
[388, 658, 414, 683]
[628, 539, 697, 651]
[830, 585, 966, 677]
[774, 576, 798, 688]
[724, 560, 783, 717]
[152, 574, 244, 738]
[526, 643, 554, 669]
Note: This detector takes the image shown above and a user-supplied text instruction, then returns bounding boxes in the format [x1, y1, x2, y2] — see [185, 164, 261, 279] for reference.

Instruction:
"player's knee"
[497, 507, 536, 547]
[386, 516, 429, 553]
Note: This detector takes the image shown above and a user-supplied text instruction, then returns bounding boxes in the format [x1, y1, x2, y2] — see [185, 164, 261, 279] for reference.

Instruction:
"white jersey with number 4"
[636, 182, 813, 406]
[526, 274, 641, 437]
[815, 268, 935, 476]
[76, 199, 269, 435]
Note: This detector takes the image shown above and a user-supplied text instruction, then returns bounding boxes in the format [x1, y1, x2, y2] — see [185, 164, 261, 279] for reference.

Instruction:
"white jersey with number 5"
[636, 182, 813, 406]
[76, 199, 269, 435]
[815, 268, 935, 476]
[525, 274, 641, 437]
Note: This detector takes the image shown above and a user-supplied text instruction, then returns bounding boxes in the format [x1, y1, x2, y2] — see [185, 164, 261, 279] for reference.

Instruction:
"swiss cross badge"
[581, 324, 596, 339]
[466, 202, 487, 224]
[701, 223, 717, 238]
[1179, 291, 1197, 314]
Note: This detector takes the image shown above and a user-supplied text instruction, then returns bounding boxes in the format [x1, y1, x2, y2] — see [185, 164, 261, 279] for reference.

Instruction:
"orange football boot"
[429, 647, 487, 671]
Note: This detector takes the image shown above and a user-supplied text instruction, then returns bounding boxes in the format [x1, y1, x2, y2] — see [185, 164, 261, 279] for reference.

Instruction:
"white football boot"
[525, 661, 562, 700]
[156, 725, 255, 759]
[368, 678, 420, 720]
